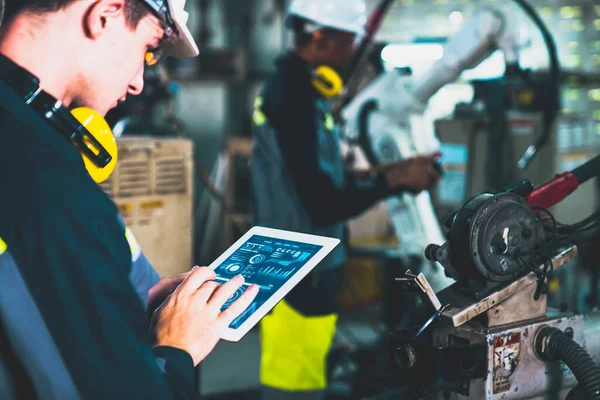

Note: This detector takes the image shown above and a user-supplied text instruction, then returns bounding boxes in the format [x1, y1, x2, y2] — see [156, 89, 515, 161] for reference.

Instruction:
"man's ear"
[84, 0, 127, 39]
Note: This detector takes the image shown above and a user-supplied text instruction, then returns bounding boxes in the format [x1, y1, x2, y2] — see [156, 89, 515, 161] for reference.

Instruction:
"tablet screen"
[214, 234, 323, 329]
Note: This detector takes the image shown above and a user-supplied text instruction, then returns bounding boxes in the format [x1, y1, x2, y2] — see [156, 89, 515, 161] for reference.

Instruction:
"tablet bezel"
[208, 226, 340, 342]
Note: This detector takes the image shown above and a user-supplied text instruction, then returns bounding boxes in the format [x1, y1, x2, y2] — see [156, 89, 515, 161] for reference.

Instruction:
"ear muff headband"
[1, 66, 117, 183]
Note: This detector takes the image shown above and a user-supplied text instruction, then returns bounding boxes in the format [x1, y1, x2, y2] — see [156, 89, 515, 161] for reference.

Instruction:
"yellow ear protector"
[1, 66, 118, 183]
[70, 108, 118, 184]
[311, 65, 344, 99]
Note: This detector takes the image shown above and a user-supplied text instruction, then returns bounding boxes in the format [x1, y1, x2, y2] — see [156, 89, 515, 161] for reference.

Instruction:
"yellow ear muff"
[311, 66, 344, 99]
[71, 107, 118, 184]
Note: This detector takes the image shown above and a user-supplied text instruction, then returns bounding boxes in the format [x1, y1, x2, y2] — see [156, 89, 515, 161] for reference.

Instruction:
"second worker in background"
[250, 0, 442, 399]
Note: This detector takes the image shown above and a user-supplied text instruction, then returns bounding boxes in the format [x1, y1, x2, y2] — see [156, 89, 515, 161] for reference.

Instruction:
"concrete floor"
[198, 327, 261, 397]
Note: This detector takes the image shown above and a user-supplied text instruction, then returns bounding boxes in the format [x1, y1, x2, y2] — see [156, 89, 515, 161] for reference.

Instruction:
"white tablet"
[208, 226, 340, 342]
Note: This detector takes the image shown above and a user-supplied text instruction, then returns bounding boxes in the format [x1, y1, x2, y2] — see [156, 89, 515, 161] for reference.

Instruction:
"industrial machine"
[341, 0, 560, 294]
[389, 154, 600, 400]
[333, 3, 600, 397]
[99, 136, 194, 277]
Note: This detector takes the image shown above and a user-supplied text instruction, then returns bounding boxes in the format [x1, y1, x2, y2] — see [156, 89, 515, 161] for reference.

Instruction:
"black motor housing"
[427, 192, 545, 294]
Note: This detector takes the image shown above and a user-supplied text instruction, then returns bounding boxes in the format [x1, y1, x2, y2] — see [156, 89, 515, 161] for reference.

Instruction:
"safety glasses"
[144, 22, 176, 66]
[143, 16, 177, 66]
[132, 0, 178, 66]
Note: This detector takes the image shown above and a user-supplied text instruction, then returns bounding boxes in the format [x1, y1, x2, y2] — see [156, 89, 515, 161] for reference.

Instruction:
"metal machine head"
[426, 192, 545, 297]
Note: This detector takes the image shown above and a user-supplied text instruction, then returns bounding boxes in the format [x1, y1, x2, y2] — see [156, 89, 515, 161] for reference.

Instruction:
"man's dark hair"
[286, 15, 312, 48]
[3, 0, 150, 28]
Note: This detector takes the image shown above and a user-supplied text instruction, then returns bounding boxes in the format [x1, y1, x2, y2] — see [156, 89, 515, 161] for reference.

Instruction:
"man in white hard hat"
[251, 0, 441, 398]
[0, 1, 257, 399]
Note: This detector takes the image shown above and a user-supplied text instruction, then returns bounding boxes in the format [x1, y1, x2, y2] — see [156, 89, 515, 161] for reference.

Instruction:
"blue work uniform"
[251, 52, 392, 396]
[0, 54, 198, 400]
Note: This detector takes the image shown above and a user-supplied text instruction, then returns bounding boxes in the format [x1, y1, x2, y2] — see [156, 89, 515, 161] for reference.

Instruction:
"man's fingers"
[415, 152, 442, 167]
[208, 275, 245, 308]
[423, 167, 441, 191]
[429, 166, 441, 182]
[194, 281, 221, 304]
[219, 285, 259, 323]
[166, 271, 193, 291]
[427, 151, 443, 161]
[177, 266, 216, 296]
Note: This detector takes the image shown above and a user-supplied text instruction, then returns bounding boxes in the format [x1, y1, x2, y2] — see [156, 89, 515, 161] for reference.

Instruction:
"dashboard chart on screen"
[214, 234, 323, 329]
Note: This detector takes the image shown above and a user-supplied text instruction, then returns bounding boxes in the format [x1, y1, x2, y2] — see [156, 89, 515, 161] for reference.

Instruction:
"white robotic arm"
[411, 8, 517, 106]
[343, 7, 517, 126]
[341, 7, 518, 291]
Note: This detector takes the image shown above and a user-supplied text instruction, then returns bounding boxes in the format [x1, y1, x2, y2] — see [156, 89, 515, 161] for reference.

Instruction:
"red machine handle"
[525, 172, 579, 210]
[524, 153, 600, 210]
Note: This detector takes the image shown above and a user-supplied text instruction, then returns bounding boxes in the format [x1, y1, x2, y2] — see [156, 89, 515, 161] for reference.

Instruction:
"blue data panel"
[214, 235, 323, 329]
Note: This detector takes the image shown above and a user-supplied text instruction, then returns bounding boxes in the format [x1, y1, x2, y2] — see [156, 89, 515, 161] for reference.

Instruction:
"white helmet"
[288, 0, 368, 36]
[143, 0, 199, 58]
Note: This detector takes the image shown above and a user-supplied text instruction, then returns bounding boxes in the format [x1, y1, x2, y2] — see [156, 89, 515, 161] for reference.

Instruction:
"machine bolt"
[498, 242, 507, 253]
[425, 244, 440, 262]
[565, 327, 574, 340]
[535, 327, 551, 360]
[395, 344, 418, 370]
[493, 242, 507, 254]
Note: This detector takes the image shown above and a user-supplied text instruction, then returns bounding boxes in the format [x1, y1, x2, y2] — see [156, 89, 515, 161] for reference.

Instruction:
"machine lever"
[395, 269, 443, 312]
[412, 304, 450, 340]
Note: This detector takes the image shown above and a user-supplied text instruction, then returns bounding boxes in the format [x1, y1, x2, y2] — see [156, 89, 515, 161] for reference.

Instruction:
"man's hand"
[150, 266, 258, 366]
[384, 152, 442, 194]
[147, 272, 191, 314]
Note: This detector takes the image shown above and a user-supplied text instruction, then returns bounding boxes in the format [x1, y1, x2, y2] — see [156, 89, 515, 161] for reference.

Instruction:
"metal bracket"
[437, 246, 578, 327]
[395, 269, 443, 312]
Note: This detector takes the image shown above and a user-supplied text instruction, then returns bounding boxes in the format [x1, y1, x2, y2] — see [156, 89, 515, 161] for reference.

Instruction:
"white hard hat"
[288, 0, 368, 36]
[142, 0, 199, 58]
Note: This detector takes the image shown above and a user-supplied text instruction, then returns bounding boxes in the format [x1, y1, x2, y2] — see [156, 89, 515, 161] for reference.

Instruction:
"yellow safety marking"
[324, 113, 335, 131]
[253, 97, 267, 127]
[125, 228, 142, 262]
